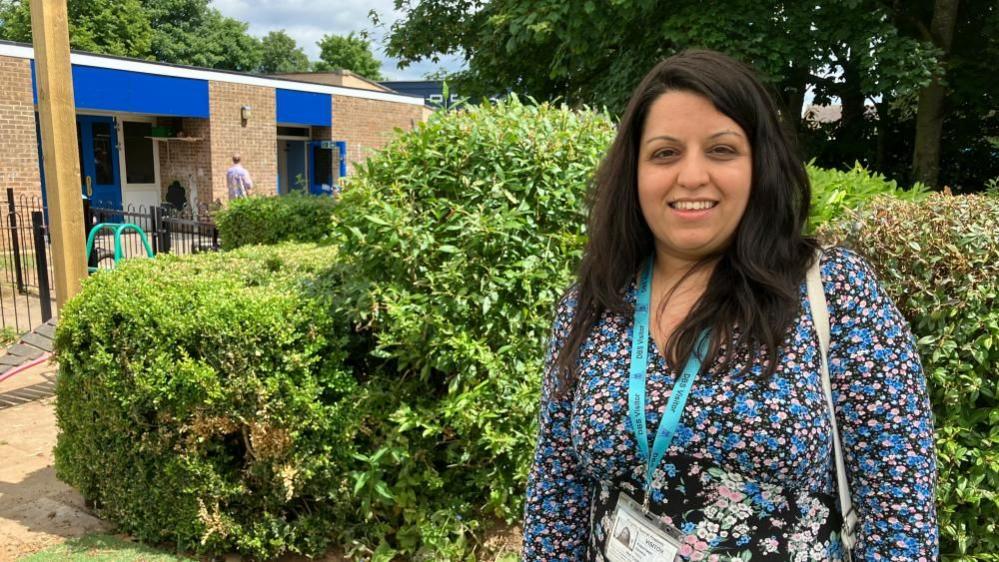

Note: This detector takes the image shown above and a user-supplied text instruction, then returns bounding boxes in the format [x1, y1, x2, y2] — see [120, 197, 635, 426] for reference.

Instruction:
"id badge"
[604, 493, 683, 562]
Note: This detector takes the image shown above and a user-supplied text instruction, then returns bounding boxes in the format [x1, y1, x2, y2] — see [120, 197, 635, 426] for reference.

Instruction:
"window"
[278, 125, 310, 138]
[428, 94, 444, 103]
[123, 122, 155, 184]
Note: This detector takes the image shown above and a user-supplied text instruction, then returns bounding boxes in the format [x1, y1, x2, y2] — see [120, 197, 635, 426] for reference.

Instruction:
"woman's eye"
[653, 149, 678, 159]
[710, 145, 736, 155]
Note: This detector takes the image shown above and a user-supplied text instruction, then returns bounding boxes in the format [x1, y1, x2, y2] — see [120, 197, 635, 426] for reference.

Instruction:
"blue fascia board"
[276, 88, 331, 126]
[31, 62, 210, 118]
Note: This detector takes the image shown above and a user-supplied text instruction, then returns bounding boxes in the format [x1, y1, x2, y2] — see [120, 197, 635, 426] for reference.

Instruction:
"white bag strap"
[806, 249, 859, 557]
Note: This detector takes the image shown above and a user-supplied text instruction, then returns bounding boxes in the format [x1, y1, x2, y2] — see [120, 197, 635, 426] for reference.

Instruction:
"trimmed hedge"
[54, 244, 356, 559]
[326, 96, 616, 559]
[214, 192, 338, 249]
[819, 193, 999, 559]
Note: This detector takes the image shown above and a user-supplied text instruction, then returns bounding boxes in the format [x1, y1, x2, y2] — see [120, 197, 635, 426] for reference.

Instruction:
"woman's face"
[637, 90, 752, 265]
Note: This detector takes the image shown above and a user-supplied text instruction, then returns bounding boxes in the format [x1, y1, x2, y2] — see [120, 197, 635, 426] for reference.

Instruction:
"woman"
[522, 50, 938, 561]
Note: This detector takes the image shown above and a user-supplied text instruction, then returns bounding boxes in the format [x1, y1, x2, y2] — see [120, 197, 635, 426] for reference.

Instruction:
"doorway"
[278, 139, 307, 194]
[76, 115, 122, 209]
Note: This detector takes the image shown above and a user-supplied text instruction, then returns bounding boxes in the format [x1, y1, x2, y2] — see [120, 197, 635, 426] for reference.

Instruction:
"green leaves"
[215, 192, 338, 249]
[53, 244, 357, 558]
[820, 193, 999, 557]
[324, 96, 613, 558]
[314, 32, 384, 80]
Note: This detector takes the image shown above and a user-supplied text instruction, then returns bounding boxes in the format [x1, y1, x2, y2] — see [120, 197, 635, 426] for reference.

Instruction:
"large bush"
[215, 192, 338, 249]
[326, 96, 616, 559]
[819, 193, 999, 560]
[54, 244, 356, 559]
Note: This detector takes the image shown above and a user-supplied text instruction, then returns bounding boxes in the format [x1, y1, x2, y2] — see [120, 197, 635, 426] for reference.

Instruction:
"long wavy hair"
[554, 49, 818, 394]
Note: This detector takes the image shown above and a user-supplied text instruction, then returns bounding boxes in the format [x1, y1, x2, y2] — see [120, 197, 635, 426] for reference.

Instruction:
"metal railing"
[0, 189, 220, 333]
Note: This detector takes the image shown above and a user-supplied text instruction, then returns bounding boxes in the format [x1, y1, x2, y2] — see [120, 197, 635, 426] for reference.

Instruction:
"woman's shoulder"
[816, 244, 898, 313]
[817, 245, 881, 287]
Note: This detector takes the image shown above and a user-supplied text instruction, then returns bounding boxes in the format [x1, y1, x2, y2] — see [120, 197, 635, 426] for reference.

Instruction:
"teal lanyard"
[629, 258, 709, 496]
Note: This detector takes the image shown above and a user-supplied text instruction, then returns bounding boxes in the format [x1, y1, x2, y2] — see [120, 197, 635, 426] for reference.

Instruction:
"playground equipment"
[85, 222, 154, 273]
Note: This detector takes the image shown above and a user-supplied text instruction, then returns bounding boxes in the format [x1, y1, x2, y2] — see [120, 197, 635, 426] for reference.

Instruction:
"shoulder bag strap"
[806, 248, 859, 559]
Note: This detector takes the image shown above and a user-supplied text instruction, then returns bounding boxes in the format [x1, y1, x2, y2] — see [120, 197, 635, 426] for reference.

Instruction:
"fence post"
[84, 200, 99, 270]
[160, 212, 171, 254]
[150, 206, 160, 255]
[31, 211, 52, 323]
[82, 197, 91, 239]
[7, 188, 25, 293]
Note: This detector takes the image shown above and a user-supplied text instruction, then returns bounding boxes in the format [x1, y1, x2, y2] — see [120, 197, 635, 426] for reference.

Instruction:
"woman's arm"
[522, 292, 592, 561]
[824, 248, 939, 561]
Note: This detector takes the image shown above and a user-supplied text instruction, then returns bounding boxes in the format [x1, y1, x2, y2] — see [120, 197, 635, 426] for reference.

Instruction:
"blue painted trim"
[336, 141, 347, 178]
[277, 89, 331, 126]
[31, 62, 209, 118]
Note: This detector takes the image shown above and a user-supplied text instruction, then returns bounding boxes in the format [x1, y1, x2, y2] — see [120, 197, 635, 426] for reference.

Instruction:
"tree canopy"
[259, 30, 310, 74]
[0, 0, 153, 58]
[385, 0, 998, 191]
[0, 0, 272, 73]
[314, 32, 384, 80]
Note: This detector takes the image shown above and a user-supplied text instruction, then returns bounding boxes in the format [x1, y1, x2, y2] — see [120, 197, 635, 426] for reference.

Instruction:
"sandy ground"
[0, 361, 110, 562]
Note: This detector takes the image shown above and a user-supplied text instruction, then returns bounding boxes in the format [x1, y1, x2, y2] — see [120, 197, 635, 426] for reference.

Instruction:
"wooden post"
[30, 0, 86, 309]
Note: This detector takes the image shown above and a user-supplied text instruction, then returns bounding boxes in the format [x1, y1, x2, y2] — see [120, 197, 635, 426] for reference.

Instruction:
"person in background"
[226, 153, 254, 200]
[521, 49, 938, 561]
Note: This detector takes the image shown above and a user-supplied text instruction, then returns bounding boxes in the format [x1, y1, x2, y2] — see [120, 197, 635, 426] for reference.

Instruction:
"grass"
[19, 534, 196, 561]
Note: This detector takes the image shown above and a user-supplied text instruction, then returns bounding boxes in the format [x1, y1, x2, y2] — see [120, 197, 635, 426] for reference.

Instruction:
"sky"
[213, 0, 466, 81]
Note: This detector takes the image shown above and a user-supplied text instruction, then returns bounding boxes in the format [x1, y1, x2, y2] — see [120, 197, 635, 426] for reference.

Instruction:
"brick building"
[0, 40, 427, 211]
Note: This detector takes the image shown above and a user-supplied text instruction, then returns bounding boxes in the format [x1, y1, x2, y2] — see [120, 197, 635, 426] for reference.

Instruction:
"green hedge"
[54, 244, 356, 559]
[819, 193, 999, 560]
[214, 192, 338, 249]
[325, 96, 616, 559]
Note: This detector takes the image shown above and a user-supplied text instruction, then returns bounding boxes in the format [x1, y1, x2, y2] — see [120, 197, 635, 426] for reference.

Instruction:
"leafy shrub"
[215, 192, 338, 249]
[326, 96, 616, 559]
[53, 244, 357, 559]
[806, 162, 930, 232]
[819, 193, 999, 559]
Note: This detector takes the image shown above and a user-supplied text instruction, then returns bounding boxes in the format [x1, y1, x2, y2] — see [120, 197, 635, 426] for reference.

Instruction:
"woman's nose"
[676, 152, 710, 189]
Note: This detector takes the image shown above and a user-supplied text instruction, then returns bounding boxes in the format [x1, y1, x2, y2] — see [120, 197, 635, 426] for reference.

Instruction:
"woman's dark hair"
[554, 49, 818, 394]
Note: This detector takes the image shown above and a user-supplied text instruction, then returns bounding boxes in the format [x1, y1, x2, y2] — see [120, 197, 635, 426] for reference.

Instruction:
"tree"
[140, 0, 262, 72]
[385, 0, 998, 190]
[314, 32, 383, 80]
[259, 30, 310, 74]
[0, 0, 264, 72]
[910, 0, 960, 187]
[0, 0, 153, 58]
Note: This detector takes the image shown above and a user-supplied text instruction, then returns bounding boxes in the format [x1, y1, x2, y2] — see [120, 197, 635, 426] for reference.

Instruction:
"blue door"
[308, 141, 333, 195]
[308, 140, 347, 195]
[77, 116, 122, 209]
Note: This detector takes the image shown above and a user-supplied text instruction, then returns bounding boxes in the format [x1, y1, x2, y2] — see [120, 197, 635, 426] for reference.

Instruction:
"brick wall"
[157, 117, 212, 208]
[208, 82, 276, 203]
[331, 96, 426, 174]
[0, 55, 41, 199]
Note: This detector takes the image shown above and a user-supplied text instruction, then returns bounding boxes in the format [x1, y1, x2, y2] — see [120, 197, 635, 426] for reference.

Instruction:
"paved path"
[0, 361, 110, 561]
[0, 320, 56, 411]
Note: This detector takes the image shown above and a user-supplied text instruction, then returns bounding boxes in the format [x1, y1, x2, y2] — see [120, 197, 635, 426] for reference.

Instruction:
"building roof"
[0, 40, 424, 106]
[269, 69, 391, 93]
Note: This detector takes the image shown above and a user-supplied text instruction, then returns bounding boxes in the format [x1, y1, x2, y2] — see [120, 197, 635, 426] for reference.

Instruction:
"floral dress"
[522, 248, 938, 561]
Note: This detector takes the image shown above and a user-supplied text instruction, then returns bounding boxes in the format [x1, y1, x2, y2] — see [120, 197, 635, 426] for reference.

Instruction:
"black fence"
[0, 189, 219, 334]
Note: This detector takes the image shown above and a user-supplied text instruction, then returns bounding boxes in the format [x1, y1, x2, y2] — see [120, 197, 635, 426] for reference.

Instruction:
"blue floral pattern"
[522, 248, 938, 561]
